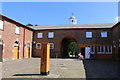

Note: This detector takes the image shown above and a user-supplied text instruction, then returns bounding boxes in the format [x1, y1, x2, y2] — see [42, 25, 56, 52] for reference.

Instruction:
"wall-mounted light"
[113, 41, 115, 43]
[113, 45, 116, 48]
[33, 41, 35, 44]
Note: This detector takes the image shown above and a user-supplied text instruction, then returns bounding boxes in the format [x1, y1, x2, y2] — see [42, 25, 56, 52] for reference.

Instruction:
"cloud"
[115, 16, 120, 23]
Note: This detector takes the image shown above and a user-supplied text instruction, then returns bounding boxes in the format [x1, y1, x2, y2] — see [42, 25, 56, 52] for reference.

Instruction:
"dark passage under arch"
[61, 37, 78, 58]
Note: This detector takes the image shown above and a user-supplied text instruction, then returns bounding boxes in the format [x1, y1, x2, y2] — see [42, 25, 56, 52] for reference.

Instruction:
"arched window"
[14, 41, 19, 47]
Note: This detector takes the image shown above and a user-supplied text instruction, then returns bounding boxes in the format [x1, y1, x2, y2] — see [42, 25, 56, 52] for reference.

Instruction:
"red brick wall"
[24, 29, 33, 58]
[1, 19, 33, 61]
[33, 29, 113, 58]
[112, 23, 120, 60]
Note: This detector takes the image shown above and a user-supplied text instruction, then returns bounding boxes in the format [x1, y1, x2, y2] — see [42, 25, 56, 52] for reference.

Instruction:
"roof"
[29, 23, 116, 30]
[0, 14, 34, 31]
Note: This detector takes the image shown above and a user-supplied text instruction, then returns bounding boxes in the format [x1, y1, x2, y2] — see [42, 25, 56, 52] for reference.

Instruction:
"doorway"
[14, 41, 19, 60]
[61, 37, 78, 58]
[81, 47, 91, 59]
[25, 43, 30, 58]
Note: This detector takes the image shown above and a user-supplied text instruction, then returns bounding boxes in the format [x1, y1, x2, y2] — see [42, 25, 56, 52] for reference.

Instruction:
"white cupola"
[69, 13, 77, 25]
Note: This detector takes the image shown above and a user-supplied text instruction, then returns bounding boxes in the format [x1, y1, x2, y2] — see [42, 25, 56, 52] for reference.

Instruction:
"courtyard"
[1, 58, 120, 80]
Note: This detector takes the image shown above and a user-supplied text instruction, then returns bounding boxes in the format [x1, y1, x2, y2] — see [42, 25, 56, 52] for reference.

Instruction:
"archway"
[61, 37, 78, 58]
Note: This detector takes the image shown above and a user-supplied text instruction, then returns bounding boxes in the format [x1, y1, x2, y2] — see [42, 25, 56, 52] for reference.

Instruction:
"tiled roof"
[28, 23, 115, 30]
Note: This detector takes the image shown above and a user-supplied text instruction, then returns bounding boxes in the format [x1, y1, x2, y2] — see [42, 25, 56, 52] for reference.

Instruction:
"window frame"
[36, 43, 41, 49]
[49, 43, 54, 49]
[15, 26, 20, 35]
[48, 32, 54, 38]
[0, 20, 4, 30]
[37, 33, 43, 38]
[86, 32, 92, 38]
[101, 31, 107, 38]
[97, 46, 112, 54]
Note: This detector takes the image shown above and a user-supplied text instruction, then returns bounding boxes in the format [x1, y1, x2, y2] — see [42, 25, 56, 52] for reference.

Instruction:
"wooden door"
[25, 47, 30, 58]
[14, 46, 19, 59]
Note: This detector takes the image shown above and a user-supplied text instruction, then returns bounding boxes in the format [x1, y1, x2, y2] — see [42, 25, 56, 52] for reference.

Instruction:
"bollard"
[40, 43, 50, 75]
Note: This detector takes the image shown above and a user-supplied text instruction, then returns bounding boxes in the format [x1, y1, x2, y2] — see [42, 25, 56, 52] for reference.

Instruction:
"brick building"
[0, 14, 120, 61]
[30, 15, 120, 60]
[0, 15, 33, 62]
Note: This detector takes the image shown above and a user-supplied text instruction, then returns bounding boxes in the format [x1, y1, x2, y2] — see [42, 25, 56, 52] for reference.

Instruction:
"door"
[0, 44, 3, 62]
[85, 47, 91, 59]
[14, 46, 19, 59]
[25, 47, 30, 58]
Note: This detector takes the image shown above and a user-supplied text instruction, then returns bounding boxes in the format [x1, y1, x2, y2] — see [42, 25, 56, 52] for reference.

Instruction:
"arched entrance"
[61, 37, 78, 58]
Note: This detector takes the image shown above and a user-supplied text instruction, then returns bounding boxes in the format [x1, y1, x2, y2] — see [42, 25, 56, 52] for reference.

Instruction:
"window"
[37, 33, 43, 38]
[108, 46, 112, 53]
[36, 43, 41, 49]
[97, 46, 112, 54]
[86, 32, 92, 38]
[90, 46, 94, 52]
[48, 32, 54, 38]
[97, 46, 101, 52]
[0, 20, 3, 30]
[15, 26, 20, 34]
[101, 32, 107, 38]
[50, 43, 54, 49]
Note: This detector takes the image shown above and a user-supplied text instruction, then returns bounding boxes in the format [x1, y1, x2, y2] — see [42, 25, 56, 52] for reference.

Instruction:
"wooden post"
[14, 46, 19, 59]
[40, 43, 50, 75]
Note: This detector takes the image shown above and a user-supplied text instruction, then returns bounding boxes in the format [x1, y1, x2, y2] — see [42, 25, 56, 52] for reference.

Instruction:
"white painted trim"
[3, 44, 5, 46]
[12, 50, 14, 52]
[37, 33, 43, 38]
[48, 32, 54, 38]
[49, 43, 54, 49]
[36, 43, 41, 49]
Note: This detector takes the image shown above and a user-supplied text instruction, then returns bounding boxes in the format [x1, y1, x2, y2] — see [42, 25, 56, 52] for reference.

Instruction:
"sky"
[1, 2, 118, 25]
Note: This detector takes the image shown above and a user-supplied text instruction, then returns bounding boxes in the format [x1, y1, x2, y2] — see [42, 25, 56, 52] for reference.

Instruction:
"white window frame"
[37, 33, 43, 38]
[36, 43, 41, 49]
[48, 32, 54, 38]
[97, 46, 112, 54]
[86, 32, 92, 38]
[106, 46, 112, 54]
[101, 31, 107, 38]
[15, 26, 20, 34]
[50, 43, 54, 49]
[0, 20, 3, 30]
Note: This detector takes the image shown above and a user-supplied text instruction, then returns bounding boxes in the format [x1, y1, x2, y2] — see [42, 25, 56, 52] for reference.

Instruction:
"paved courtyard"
[1, 58, 120, 80]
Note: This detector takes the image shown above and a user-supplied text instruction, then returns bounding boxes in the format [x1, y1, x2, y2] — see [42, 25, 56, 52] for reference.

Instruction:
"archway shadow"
[82, 59, 120, 80]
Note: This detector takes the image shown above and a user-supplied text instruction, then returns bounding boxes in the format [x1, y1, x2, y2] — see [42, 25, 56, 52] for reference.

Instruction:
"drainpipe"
[23, 28, 26, 59]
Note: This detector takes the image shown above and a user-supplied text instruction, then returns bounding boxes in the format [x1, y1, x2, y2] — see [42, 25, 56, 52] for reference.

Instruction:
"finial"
[72, 13, 74, 16]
